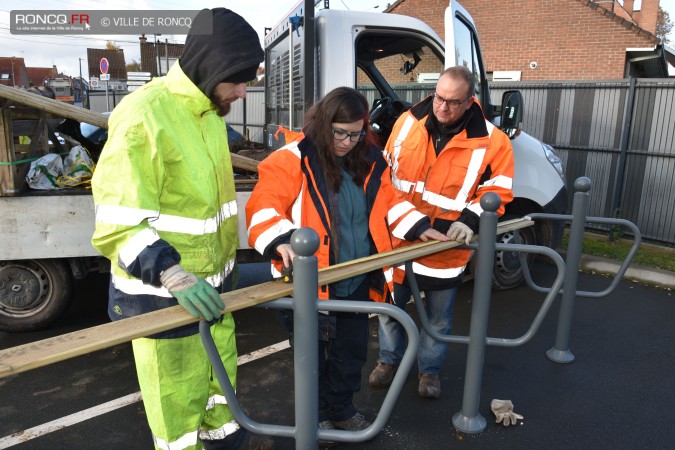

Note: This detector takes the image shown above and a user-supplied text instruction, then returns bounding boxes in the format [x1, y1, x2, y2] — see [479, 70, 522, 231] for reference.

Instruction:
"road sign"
[127, 72, 151, 78]
[89, 77, 99, 88]
[127, 75, 151, 81]
[100, 73, 110, 81]
[100, 58, 109, 74]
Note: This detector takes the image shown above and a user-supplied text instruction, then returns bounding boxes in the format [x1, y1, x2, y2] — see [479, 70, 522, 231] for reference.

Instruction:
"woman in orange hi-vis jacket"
[246, 87, 448, 433]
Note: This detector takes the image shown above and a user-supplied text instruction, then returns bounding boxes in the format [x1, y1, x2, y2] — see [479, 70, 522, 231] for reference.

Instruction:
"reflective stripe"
[205, 394, 228, 410]
[391, 115, 415, 169]
[486, 120, 495, 137]
[253, 219, 295, 255]
[467, 201, 484, 216]
[420, 148, 486, 211]
[384, 267, 393, 283]
[398, 261, 466, 279]
[387, 201, 415, 224]
[390, 115, 416, 189]
[391, 209, 426, 239]
[112, 259, 235, 297]
[248, 208, 280, 233]
[271, 264, 282, 278]
[281, 141, 301, 159]
[96, 204, 158, 226]
[96, 202, 237, 236]
[153, 430, 198, 450]
[199, 420, 240, 441]
[421, 189, 466, 212]
[150, 201, 237, 235]
[479, 174, 513, 190]
[392, 177, 415, 194]
[118, 228, 160, 268]
[458, 148, 486, 204]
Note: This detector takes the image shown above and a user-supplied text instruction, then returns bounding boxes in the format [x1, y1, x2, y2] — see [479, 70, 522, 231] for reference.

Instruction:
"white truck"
[264, 0, 568, 288]
[0, 0, 567, 332]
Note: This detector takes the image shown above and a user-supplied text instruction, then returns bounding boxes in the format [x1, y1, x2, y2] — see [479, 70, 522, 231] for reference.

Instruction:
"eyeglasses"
[332, 128, 367, 142]
[432, 92, 471, 110]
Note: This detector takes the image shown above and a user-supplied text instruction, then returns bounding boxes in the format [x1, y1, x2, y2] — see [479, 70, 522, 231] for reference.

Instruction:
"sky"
[0, 0, 384, 77]
[1, 0, 674, 78]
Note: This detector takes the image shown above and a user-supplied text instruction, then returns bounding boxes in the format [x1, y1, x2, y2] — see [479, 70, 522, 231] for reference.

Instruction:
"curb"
[566, 252, 675, 290]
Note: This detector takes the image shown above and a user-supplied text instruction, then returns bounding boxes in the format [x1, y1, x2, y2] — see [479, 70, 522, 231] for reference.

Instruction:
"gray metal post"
[547, 177, 591, 363]
[290, 228, 320, 449]
[452, 193, 500, 434]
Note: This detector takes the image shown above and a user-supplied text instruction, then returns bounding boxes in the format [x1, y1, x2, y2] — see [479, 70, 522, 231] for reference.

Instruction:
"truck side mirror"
[500, 90, 523, 138]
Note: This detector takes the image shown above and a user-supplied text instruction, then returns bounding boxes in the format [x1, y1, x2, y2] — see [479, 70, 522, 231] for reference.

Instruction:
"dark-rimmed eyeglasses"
[332, 128, 367, 142]
[432, 92, 471, 110]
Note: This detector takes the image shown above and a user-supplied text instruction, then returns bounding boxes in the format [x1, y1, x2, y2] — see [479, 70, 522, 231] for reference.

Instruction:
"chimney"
[139, 33, 147, 44]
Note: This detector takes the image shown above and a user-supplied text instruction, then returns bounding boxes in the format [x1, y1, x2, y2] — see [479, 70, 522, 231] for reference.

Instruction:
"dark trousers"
[318, 278, 370, 422]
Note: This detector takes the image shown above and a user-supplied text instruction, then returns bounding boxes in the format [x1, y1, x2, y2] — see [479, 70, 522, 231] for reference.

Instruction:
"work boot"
[331, 412, 372, 431]
[319, 420, 336, 448]
[368, 361, 398, 388]
[418, 373, 441, 399]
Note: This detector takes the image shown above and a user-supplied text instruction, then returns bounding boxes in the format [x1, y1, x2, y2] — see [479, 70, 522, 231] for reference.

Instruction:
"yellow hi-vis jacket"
[92, 64, 238, 302]
[385, 97, 514, 289]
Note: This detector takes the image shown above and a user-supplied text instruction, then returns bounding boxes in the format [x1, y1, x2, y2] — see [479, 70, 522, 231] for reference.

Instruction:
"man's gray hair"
[439, 66, 475, 98]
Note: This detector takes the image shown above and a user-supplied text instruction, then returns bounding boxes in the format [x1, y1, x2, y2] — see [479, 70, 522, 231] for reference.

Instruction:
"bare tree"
[105, 41, 121, 51]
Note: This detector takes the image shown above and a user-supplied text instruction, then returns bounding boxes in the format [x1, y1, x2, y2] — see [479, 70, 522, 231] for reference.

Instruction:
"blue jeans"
[377, 283, 457, 375]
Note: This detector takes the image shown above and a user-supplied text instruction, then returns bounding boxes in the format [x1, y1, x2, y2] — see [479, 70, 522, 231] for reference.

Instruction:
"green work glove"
[160, 265, 224, 321]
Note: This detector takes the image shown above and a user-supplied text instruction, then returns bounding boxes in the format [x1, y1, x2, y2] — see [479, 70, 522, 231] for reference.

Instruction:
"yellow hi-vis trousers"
[132, 314, 239, 450]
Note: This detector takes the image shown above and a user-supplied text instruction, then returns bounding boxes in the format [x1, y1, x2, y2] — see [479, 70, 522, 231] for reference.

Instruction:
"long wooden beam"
[0, 218, 533, 379]
[0, 84, 260, 173]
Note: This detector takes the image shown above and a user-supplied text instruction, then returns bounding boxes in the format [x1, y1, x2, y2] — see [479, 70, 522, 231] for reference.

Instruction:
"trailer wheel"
[0, 259, 73, 332]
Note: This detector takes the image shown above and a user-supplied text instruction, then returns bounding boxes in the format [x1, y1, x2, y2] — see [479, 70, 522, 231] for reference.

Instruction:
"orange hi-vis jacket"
[246, 138, 431, 302]
[385, 97, 515, 289]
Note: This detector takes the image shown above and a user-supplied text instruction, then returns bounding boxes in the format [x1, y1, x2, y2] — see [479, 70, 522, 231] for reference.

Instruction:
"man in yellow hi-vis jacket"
[92, 8, 272, 450]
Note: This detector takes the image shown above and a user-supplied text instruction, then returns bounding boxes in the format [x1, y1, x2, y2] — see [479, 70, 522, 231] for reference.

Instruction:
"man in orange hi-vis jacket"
[369, 65, 515, 400]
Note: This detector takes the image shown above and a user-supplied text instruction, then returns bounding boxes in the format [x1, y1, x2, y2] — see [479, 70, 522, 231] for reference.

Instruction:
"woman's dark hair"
[303, 87, 376, 192]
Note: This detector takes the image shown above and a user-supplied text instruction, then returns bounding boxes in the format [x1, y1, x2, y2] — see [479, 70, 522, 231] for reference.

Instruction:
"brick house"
[138, 34, 184, 77]
[26, 66, 58, 87]
[0, 57, 29, 88]
[385, 0, 668, 80]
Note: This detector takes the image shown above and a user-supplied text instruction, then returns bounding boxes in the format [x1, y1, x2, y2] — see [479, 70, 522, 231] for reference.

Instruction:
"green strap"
[0, 152, 69, 166]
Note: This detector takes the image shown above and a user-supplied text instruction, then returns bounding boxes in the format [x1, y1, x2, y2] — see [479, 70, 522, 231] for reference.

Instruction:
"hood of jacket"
[179, 8, 263, 97]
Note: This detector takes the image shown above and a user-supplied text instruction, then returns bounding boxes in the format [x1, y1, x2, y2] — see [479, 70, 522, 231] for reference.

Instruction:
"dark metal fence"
[490, 79, 675, 245]
[237, 79, 674, 245]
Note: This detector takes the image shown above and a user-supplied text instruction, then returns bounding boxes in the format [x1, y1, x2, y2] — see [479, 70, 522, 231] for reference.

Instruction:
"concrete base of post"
[452, 411, 486, 434]
[546, 347, 575, 363]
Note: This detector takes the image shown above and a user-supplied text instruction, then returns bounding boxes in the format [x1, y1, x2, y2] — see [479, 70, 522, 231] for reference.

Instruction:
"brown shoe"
[369, 361, 398, 388]
[418, 373, 441, 399]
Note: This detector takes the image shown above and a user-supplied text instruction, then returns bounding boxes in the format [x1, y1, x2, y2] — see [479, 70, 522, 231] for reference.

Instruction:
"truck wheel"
[491, 215, 537, 290]
[0, 259, 73, 332]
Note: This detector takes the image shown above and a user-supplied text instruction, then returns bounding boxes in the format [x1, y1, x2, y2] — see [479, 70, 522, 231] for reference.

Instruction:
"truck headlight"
[543, 143, 564, 180]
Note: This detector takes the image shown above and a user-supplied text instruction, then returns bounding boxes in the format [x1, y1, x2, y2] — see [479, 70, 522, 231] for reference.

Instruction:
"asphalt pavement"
[0, 261, 673, 449]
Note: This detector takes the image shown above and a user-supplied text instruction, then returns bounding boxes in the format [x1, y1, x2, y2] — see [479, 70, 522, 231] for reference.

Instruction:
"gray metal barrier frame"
[517, 177, 641, 364]
[200, 228, 420, 449]
[200, 177, 641, 443]
[404, 193, 567, 433]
